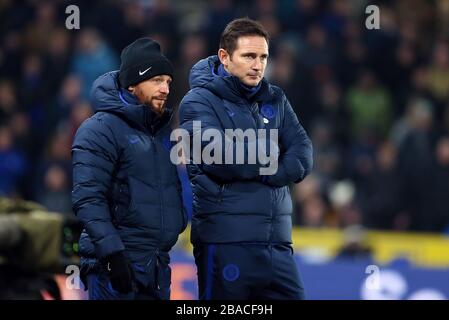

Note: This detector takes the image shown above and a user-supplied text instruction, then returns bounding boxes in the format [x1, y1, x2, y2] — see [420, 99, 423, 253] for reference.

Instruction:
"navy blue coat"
[72, 71, 187, 269]
[179, 56, 313, 245]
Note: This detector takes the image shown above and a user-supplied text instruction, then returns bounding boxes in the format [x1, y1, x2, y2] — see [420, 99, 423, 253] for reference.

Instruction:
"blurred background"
[1, 0, 449, 299]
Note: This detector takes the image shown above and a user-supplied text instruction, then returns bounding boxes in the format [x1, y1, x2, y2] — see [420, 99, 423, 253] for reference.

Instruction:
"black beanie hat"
[119, 38, 174, 88]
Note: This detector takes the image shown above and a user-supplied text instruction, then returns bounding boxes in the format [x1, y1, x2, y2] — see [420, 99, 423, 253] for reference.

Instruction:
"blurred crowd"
[1, 0, 449, 233]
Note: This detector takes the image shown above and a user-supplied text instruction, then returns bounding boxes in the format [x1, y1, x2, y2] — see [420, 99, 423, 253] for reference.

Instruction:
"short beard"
[147, 98, 165, 114]
[134, 88, 165, 114]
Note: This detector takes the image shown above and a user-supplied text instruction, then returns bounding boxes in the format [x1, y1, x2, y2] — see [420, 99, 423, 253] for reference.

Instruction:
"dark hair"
[219, 17, 270, 55]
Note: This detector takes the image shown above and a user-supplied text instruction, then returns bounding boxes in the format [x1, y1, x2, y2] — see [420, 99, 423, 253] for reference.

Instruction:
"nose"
[252, 58, 262, 72]
[159, 82, 169, 94]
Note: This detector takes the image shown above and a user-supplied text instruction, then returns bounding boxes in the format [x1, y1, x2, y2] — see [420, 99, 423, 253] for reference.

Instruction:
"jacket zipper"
[146, 113, 174, 291]
[150, 134, 163, 291]
[249, 102, 261, 128]
[218, 184, 226, 202]
[155, 248, 160, 290]
[269, 187, 275, 243]
[143, 110, 171, 247]
[250, 101, 274, 242]
[149, 135, 164, 247]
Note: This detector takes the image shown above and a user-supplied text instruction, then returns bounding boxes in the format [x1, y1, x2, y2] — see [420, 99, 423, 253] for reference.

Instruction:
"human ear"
[218, 48, 229, 68]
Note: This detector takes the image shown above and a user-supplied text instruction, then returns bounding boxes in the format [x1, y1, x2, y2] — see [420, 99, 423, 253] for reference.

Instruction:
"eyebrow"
[242, 52, 269, 58]
[153, 76, 172, 81]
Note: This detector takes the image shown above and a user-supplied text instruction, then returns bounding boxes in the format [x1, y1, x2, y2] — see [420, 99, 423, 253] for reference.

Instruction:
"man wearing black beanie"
[119, 38, 174, 113]
[72, 38, 187, 300]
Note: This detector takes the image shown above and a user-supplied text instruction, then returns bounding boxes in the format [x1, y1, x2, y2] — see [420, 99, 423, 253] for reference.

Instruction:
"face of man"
[128, 75, 172, 113]
[219, 35, 269, 87]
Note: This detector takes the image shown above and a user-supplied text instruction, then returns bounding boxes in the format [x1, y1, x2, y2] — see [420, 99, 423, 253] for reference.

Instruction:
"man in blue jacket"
[179, 18, 313, 300]
[72, 38, 187, 300]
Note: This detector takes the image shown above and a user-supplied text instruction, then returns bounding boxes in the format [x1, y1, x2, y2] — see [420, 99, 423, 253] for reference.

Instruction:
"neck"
[216, 63, 262, 101]
[149, 105, 164, 116]
[218, 63, 230, 77]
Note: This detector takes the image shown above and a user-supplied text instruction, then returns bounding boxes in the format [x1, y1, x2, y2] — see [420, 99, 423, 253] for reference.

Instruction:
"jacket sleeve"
[71, 117, 125, 259]
[179, 94, 262, 182]
[265, 96, 313, 187]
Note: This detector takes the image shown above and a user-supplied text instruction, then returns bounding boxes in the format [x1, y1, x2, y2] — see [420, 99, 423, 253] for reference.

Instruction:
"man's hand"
[103, 251, 135, 293]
